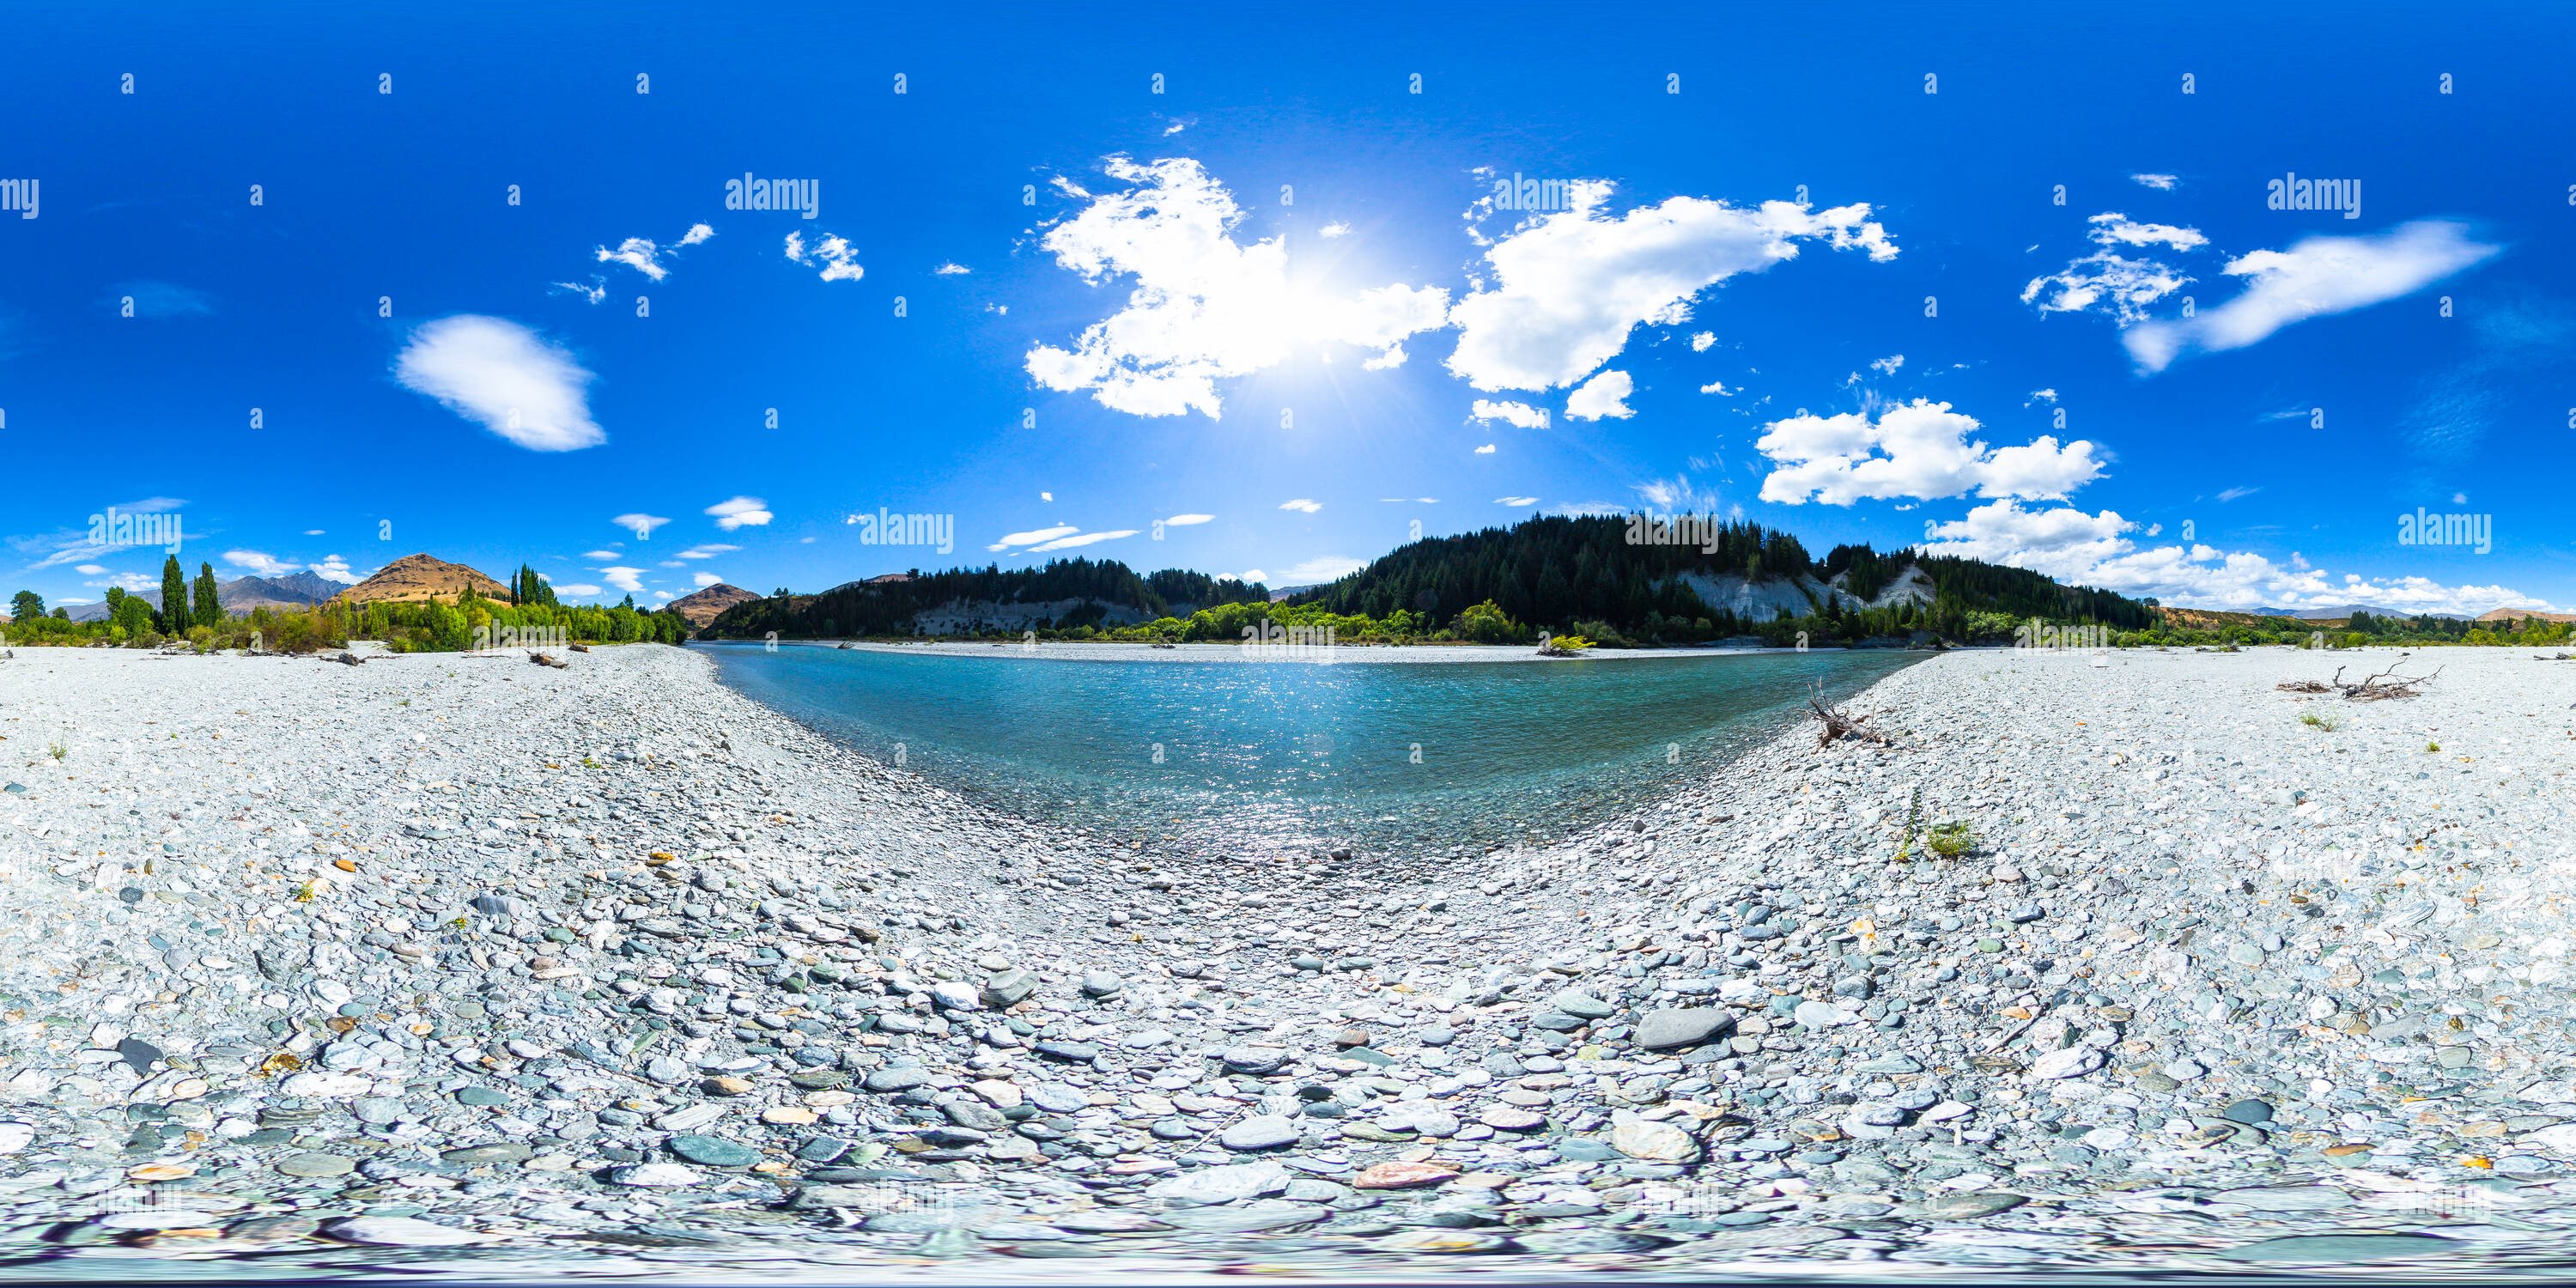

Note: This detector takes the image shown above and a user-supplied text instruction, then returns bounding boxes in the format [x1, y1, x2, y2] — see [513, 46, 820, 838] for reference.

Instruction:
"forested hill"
[1285, 515, 2154, 638]
[699, 516, 2153, 643]
[702, 559, 1270, 639]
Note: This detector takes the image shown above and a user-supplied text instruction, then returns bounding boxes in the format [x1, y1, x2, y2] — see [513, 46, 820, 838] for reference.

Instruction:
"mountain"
[330, 553, 509, 605]
[2254, 604, 2475, 622]
[62, 570, 347, 621]
[2476, 607, 2576, 624]
[668, 582, 760, 629]
[702, 560, 1272, 638]
[222, 570, 341, 610]
[1287, 514, 2152, 640]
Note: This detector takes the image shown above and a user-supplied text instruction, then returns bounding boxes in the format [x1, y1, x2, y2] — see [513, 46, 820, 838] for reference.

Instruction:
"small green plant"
[1892, 787, 1924, 861]
[46, 740, 66, 762]
[292, 880, 319, 902]
[2300, 711, 2342, 732]
[1926, 819, 1978, 860]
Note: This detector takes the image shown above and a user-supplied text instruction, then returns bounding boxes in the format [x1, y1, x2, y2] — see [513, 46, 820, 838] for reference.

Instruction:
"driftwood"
[2277, 663, 2440, 702]
[1807, 680, 1895, 748]
[332, 652, 365, 666]
[527, 651, 569, 670]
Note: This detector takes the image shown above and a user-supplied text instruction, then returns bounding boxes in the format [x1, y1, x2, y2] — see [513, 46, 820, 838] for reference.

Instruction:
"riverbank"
[722, 639, 1859, 664]
[0, 642, 2571, 1279]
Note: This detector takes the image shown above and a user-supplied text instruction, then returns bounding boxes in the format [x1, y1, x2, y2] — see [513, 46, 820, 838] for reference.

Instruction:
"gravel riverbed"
[0, 641, 2573, 1279]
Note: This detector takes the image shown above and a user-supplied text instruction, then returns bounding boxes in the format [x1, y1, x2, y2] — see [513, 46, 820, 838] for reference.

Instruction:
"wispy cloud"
[394, 315, 605, 451]
[704, 496, 772, 530]
[612, 513, 670, 540]
[1279, 499, 1322, 513]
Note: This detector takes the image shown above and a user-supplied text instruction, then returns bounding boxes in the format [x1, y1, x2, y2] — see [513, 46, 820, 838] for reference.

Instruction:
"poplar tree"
[158, 556, 186, 634]
[191, 562, 222, 628]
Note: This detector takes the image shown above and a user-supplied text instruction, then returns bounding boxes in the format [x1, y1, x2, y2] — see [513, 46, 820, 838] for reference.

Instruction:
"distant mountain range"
[65, 569, 344, 621]
[2251, 605, 2476, 622]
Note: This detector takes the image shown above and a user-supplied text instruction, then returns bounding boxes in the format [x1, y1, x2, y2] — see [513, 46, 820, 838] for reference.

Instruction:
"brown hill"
[669, 582, 761, 628]
[2477, 607, 2576, 624]
[331, 554, 509, 605]
[2154, 607, 2343, 630]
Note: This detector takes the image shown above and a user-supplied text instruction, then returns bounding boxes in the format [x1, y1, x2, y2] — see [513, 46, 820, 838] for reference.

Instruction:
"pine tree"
[192, 562, 221, 629]
[8, 590, 40, 623]
[159, 556, 186, 634]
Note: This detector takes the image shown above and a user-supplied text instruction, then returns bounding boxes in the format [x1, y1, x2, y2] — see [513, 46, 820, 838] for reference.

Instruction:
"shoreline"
[694, 638, 1899, 664]
[0, 644, 2570, 1276]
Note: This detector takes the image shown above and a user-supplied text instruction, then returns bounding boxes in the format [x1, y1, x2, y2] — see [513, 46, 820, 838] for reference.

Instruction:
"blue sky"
[6, 1, 2573, 614]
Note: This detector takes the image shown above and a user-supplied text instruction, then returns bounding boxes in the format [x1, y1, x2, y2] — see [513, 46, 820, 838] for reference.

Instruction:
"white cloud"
[1690, 331, 1715, 352]
[580, 549, 621, 561]
[597, 238, 673, 282]
[2020, 215, 2204, 324]
[2123, 221, 2499, 372]
[302, 529, 325, 536]
[1698, 380, 1732, 396]
[1279, 499, 1322, 513]
[1470, 399, 1549, 428]
[2026, 388, 2057, 404]
[73, 564, 106, 575]
[552, 583, 602, 598]
[2131, 173, 2179, 191]
[598, 566, 645, 592]
[1446, 188, 1896, 392]
[1026, 529, 1138, 553]
[1278, 556, 1364, 584]
[784, 232, 865, 283]
[1496, 495, 1539, 507]
[222, 550, 296, 577]
[933, 262, 969, 275]
[551, 279, 608, 305]
[612, 513, 670, 540]
[1869, 354, 1905, 375]
[1024, 157, 1450, 417]
[1319, 221, 1351, 239]
[705, 496, 773, 530]
[2086, 213, 2206, 252]
[988, 525, 1078, 552]
[692, 572, 722, 587]
[2216, 485, 2261, 502]
[1636, 475, 1716, 510]
[1237, 568, 1267, 583]
[1475, 443, 1496, 453]
[659, 560, 683, 568]
[589, 223, 713, 285]
[1756, 399, 2103, 506]
[1564, 368, 1635, 421]
[677, 544, 738, 559]
[310, 555, 357, 584]
[1162, 513, 1214, 526]
[1922, 499, 2547, 617]
[393, 315, 604, 452]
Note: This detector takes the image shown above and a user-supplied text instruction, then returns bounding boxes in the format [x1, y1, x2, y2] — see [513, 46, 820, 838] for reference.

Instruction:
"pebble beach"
[0, 641, 2573, 1279]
